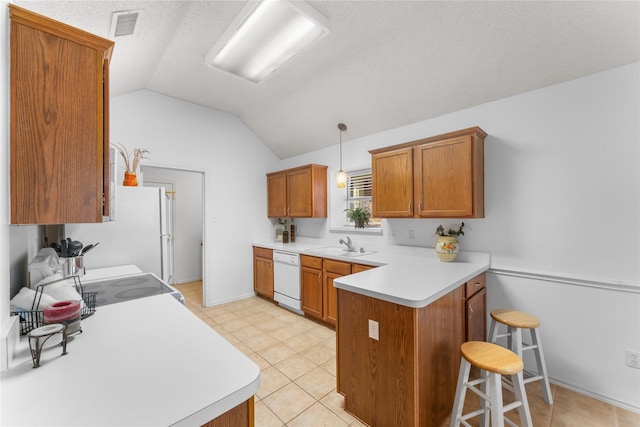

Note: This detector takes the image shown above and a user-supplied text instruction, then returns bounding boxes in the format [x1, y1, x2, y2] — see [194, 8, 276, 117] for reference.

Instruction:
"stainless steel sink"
[307, 246, 376, 258]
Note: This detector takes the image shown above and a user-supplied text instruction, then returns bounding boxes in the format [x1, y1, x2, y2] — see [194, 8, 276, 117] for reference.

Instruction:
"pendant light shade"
[336, 170, 347, 188]
[336, 123, 347, 188]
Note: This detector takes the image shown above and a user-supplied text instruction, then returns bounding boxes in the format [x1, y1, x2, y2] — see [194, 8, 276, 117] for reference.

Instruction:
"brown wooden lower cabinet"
[302, 256, 368, 328]
[464, 273, 487, 342]
[323, 259, 351, 327]
[337, 286, 464, 427]
[253, 247, 274, 300]
[301, 255, 323, 318]
[201, 396, 254, 427]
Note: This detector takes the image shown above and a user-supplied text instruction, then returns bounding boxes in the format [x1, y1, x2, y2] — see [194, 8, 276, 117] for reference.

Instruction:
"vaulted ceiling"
[14, 1, 640, 159]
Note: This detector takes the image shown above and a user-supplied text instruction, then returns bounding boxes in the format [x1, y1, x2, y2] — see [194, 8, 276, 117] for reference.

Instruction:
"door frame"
[140, 164, 206, 304]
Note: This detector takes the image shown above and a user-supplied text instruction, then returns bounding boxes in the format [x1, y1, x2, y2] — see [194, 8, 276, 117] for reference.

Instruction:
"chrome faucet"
[339, 236, 356, 252]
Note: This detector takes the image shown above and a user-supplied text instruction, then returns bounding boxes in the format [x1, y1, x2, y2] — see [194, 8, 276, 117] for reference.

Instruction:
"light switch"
[368, 319, 379, 340]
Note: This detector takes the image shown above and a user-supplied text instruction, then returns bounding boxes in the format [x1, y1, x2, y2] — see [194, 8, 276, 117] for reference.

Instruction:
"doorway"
[143, 181, 175, 285]
[141, 165, 205, 305]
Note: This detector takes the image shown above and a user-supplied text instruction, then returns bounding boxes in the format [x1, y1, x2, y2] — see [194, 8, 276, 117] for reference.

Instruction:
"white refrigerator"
[66, 186, 173, 283]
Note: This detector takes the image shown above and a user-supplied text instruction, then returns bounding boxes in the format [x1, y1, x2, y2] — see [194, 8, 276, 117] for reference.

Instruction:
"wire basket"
[11, 276, 96, 335]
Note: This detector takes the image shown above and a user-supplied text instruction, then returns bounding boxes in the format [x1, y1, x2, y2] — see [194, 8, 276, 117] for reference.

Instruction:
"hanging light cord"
[336, 123, 348, 188]
[339, 129, 343, 170]
[338, 122, 347, 171]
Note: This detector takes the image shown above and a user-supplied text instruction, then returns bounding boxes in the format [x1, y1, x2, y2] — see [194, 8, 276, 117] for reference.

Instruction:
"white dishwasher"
[273, 250, 302, 315]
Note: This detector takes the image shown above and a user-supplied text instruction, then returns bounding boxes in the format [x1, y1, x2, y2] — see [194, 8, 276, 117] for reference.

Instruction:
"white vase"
[435, 236, 459, 262]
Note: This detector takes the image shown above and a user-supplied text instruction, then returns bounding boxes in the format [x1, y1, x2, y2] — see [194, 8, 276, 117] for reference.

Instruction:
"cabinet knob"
[408, 202, 412, 212]
[317, 273, 321, 283]
[418, 201, 422, 212]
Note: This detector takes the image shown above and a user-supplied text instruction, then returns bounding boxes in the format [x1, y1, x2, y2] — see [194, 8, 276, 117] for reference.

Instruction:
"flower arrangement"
[113, 144, 150, 173]
[435, 222, 465, 237]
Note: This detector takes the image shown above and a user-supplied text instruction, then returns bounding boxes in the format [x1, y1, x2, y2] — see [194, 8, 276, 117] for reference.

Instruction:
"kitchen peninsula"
[1, 294, 260, 426]
[252, 238, 490, 426]
[334, 251, 490, 427]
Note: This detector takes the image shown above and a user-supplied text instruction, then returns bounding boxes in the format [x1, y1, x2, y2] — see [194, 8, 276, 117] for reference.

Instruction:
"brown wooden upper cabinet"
[10, 5, 114, 224]
[267, 164, 328, 218]
[370, 127, 487, 218]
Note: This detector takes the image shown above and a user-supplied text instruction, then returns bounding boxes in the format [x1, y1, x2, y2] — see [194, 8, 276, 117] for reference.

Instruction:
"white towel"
[10, 287, 57, 311]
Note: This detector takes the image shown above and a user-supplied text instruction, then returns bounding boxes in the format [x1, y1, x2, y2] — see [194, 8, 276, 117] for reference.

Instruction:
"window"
[345, 169, 380, 226]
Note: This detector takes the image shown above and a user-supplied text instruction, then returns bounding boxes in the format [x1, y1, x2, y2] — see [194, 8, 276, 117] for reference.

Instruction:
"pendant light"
[336, 123, 347, 188]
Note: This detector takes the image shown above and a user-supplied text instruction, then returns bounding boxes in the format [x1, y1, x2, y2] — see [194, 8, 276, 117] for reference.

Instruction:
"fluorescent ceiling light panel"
[206, 0, 329, 84]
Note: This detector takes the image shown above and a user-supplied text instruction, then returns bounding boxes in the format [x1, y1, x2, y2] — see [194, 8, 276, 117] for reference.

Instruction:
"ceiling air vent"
[110, 10, 142, 38]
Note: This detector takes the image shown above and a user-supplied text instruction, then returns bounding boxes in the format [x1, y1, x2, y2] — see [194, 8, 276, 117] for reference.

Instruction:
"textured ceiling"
[14, 1, 640, 159]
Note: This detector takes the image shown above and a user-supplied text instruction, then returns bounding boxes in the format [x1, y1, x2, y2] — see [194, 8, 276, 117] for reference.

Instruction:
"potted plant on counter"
[345, 207, 371, 228]
[435, 222, 464, 262]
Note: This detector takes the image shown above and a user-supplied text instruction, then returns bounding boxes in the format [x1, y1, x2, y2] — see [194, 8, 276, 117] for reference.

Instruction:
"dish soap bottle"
[282, 220, 289, 243]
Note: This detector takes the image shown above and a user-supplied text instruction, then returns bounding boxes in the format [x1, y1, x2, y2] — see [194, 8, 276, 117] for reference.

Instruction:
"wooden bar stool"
[450, 341, 532, 427]
[488, 309, 553, 404]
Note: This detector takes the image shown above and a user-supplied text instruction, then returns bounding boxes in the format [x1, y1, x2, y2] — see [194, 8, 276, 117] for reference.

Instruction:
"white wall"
[110, 90, 279, 305]
[141, 166, 204, 284]
[275, 63, 640, 410]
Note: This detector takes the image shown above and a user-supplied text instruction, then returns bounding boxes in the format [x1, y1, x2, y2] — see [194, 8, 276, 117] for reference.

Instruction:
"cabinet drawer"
[301, 255, 323, 269]
[324, 259, 352, 275]
[352, 264, 374, 273]
[253, 247, 273, 259]
[465, 273, 486, 298]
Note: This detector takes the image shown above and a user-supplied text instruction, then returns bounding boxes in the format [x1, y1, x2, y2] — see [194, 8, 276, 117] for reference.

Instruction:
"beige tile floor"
[174, 281, 640, 427]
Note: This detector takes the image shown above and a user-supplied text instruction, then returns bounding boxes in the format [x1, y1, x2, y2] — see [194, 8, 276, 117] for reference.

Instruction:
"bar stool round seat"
[491, 309, 540, 329]
[462, 341, 523, 374]
[450, 341, 532, 427]
[489, 308, 554, 405]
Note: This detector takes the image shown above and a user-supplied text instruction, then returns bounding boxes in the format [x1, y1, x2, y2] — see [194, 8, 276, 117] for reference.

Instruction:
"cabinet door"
[324, 272, 341, 327]
[371, 147, 414, 217]
[301, 266, 323, 319]
[267, 173, 287, 218]
[287, 168, 313, 217]
[466, 287, 486, 342]
[323, 260, 351, 327]
[10, 5, 113, 224]
[254, 256, 274, 299]
[415, 136, 474, 218]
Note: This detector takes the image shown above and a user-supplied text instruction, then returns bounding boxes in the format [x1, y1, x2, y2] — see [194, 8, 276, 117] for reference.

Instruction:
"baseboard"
[550, 378, 640, 413]
[175, 277, 202, 285]
[204, 292, 256, 308]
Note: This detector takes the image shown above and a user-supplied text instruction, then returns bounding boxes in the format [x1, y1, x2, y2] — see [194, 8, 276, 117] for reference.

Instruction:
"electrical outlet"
[368, 319, 379, 340]
[626, 350, 640, 369]
[388, 229, 396, 240]
[408, 229, 415, 240]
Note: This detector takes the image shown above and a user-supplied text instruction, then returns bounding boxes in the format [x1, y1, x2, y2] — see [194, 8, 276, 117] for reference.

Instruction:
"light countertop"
[253, 237, 490, 308]
[1, 294, 260, 426]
